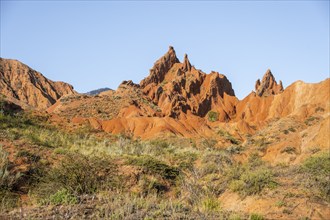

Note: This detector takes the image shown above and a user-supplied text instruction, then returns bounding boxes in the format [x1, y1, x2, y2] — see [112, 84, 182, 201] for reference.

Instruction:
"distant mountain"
[85, 88, 112, 95]
[0, 58, 76, 109]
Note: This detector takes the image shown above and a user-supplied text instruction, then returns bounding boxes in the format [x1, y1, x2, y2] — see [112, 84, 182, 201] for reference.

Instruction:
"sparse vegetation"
[229, 166, 276, 197]
[304, 116, 319, 126]
[249, 213, 264, 220]
[301, 153, 330, 201]
[0, 111, 329, 219]
[281, 146, 296, 154]
[207, 111, 219, 122]
[127, 155, 180, 181]
[218, 129, 241, 145]
[48, 188, 78, 205]
[0, 146, 21, 210]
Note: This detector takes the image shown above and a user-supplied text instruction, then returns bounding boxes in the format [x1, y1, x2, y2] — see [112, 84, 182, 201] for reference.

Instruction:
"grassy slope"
[0, 108, 329, 219]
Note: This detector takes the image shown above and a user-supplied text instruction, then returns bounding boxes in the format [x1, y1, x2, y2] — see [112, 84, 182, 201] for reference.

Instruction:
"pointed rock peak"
[255, 69, 284, 97]
[140, 46, 180, 88]
[166, 45, 177, 58]
[262, 69, 275, 80]
[265, 68, 272, 75]
[182, 53, 192, 72]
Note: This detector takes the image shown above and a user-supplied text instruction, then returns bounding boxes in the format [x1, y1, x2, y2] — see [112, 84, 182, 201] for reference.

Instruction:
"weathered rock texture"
[236, 78, 330, 125]
[4, 47, 329, 140]
[0, 58, 76, 109]
[139, 47, 237, 119]
[255, 69, 283, 97]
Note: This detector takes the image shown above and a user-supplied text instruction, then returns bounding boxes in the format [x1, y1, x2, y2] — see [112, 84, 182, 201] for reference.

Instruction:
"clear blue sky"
[1, 1, 329, 99]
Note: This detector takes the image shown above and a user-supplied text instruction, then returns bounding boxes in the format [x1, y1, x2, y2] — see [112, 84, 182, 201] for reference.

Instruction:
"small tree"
[207, 111, 219, 122]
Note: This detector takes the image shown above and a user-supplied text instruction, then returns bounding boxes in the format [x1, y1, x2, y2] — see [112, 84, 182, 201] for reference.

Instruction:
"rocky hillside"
[42, 47, 330, 140]
[0, 48, 329, 220]
[0, 58, 76, 109]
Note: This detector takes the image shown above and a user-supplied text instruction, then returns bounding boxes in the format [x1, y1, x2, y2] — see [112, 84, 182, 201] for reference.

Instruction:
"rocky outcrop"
[236, 78, 330, 124]
[119, 80, 140, 89]
[181, 54, 192, 72]
[255, 69, 283, 97]
[0, 58, 76, 109]
[139, 47, 237, 118]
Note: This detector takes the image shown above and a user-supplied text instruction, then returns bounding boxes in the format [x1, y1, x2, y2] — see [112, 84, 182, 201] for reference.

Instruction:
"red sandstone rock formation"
[0, 58, 76, 109]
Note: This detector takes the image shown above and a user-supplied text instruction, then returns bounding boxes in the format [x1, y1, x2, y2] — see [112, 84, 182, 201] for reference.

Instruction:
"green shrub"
[127, 156, 180, 181]
[0, 113, 33, 129]
[227, 145, 243, 154]
[25, 131, 54, 148]
[229, 167, 276, 196]
[171, 152, 197, 170]
[301, 153, 330, 201]
[217, 129, 241, 145]
[0, 147, 21, 210]
[138, 176, 167, 195]
[275, 200, 286, 207]
[248, 153, 264, 167]
[48, 188, 78, 205]
[254, 137, 271, 151]
[33, 153, 119, 201]
[249, 213, 264, 220]
[201, 197, 221, 212]
[0, 190, 19, 211]
[16, 150, 40, 162]
[53, 147, 69, 155]
[200, 138, 217, 149]
[207, 111, 219, 122]
[281, 146, 296, 154]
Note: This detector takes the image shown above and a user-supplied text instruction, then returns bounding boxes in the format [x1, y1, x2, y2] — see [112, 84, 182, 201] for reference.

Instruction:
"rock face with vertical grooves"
[0, 58, 76, 109]
[255, 69, 283, 97]
[139, 47, 237, 119]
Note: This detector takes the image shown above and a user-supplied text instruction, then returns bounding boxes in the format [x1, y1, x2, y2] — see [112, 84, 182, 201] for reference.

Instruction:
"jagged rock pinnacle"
[182, 53, 192, 72]
[255, 69, 284, 97]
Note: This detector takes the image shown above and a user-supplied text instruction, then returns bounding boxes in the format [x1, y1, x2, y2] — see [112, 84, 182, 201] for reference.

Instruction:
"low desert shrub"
[217, 129, 241, 145]
[127, 156, 180, 181]
[207, 111, 219, 122]
[48, 188, 78, 205]
[229, 167, 276, 196]
[227, 145, 243, 154]
[281, 146, 296, 154]
[301, 153, 330, 201]
[0, 147, 21, 210]
[249, 213, 264, 220]
[33, 153, 119, 203]
[226, 154, 276, 197]
[201, 196, 221, 212]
